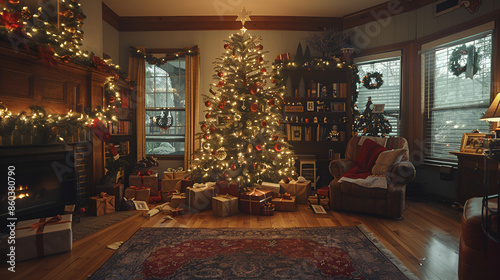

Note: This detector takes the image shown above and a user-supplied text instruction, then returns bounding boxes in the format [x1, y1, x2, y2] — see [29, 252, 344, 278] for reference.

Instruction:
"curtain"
[184, 53, 200, 170]
[128, 47, 146, 161]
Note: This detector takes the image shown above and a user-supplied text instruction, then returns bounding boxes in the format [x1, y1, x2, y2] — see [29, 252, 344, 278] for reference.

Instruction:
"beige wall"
[348, 0, 500, 50]
[81, 0, 103, 56]
[102, 21, 120, 61]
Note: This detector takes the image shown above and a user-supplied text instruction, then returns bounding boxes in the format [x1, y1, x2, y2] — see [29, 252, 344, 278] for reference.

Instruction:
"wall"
[102, 21, 120, 61]
[347, 0, 500, 50]
[81, 0, 103, 56]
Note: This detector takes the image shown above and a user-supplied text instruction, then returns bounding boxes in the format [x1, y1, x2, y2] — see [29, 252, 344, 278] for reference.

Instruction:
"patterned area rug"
[90, 226, 418, 279]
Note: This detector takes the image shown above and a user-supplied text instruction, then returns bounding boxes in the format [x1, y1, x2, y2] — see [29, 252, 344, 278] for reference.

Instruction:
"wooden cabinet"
[450, 151, 500, 204]
[282, 68, 352, 161]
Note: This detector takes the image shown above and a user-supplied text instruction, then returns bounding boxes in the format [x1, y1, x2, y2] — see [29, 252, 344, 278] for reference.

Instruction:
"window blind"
[357, 57, 402, 136]
[422, 33, 492, 161]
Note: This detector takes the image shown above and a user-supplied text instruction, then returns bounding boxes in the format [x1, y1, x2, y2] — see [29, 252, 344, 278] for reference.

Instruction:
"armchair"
[329, 136, 416, 219]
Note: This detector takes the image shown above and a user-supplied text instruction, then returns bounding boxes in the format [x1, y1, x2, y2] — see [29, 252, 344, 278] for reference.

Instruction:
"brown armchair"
[329, 136, 416, 219]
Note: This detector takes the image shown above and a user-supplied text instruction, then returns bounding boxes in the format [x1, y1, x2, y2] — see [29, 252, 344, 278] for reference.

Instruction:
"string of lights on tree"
[187, 8, 297, 190]
[354, 97, 392, 137]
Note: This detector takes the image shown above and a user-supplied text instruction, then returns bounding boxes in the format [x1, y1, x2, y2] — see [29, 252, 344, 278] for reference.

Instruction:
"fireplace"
[0, 144, 82, 231]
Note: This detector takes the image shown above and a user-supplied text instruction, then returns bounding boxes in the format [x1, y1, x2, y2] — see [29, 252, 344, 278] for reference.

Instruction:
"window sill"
[417, 159, 457, 172]
[149, 155, 184, 161]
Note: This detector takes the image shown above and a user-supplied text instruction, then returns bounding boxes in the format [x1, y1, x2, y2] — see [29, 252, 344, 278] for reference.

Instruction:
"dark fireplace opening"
[1, 145, 77, 232]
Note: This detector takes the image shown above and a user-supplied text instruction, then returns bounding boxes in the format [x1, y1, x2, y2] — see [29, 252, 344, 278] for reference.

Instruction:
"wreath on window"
[154, 111, 173, 129]
[362, 72, 384, 90]
[449, 44, 480, 77]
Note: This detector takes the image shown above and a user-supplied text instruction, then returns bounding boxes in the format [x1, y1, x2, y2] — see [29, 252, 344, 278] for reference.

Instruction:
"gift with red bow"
[129, 172, 158, 194]
[272, 193, 296, 212]
[15, 214, 73, 261]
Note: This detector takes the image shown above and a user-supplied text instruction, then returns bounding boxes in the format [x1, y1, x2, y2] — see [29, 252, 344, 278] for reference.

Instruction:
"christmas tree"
[187, 18, 296, 190]
[355, 97, 392, 137]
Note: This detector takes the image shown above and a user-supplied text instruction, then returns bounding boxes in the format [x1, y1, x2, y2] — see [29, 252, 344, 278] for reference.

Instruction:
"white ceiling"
[102, 0, 389, 17]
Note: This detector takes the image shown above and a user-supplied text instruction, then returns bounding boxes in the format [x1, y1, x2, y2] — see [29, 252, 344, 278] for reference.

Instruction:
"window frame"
[144, 49, 187, 159]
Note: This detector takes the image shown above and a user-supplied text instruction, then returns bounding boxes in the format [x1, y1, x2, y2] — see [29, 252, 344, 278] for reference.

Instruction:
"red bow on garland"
[0, 11, 22, 30]
[38, 46, 59, 69]
[92, 55, 110, 72]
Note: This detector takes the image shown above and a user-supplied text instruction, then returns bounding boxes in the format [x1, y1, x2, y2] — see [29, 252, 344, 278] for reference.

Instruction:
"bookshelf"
[282, 68, 352, 186]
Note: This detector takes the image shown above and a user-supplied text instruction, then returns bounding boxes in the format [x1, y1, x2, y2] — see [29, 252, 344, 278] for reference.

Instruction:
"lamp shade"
[481, 93, 500, 121]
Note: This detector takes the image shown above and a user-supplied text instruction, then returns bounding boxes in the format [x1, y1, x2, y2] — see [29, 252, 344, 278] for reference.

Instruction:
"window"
[422, 31, 492, 161]
[145, 58, 186, 156]
[357, 56, 402, 136]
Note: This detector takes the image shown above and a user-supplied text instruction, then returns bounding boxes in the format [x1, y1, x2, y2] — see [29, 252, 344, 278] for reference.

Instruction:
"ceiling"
[102, 0, 389, 18]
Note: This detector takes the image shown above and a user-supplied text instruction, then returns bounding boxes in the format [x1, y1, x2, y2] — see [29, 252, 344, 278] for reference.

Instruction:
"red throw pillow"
[354, 139, 388, 171]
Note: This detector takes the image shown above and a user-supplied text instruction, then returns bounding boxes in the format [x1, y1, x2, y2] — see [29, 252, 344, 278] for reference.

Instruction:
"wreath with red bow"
[362, 72, 384, 90]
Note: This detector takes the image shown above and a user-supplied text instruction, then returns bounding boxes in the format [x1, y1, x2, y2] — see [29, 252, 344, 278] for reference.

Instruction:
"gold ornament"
[203, 142, 210, 150]
[216, 147, 227, 160]
[247, 144, 253, 154]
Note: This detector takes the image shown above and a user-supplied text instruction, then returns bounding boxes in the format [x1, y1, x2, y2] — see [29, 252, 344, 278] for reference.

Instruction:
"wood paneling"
[102, 3, 119, 30]
[0, 201, 462, 280]
[41, 78, 66, 102]
[1, 70, 33, 98]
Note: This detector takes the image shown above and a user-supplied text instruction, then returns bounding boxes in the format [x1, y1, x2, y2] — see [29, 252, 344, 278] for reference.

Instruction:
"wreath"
[449, 45, 480, 77]
[362, 72, 384, 90]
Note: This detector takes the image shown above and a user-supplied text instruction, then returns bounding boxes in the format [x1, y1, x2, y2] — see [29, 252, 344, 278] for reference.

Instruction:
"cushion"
[358, 136, 387, 147]
[372, 148, 408, 175]
[354, 139, 387, 171]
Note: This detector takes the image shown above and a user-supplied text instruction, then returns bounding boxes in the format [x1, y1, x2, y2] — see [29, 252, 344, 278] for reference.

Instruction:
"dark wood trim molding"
[102, 3, 120, 30]
[343, 0, 435, 30]
[115, 16, 342, 32]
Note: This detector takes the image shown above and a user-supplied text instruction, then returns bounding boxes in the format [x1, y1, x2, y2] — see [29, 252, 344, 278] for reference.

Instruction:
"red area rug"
[90, 226, 418, 279]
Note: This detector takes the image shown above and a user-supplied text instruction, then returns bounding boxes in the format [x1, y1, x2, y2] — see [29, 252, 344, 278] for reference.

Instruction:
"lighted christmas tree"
[187, 9, 296, 190]
[355, 97, 392, 137]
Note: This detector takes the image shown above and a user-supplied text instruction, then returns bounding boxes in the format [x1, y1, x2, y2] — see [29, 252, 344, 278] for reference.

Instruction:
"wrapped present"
[125, 187, 151, 202]
[239, 189, 273, 215]
[186, 185, 215, 213]
[163, 167, 185, 179]
[258, 182, 281, 196]
[279, 180, 311, 205]
[89, 193, 115, 216]
[171, 193, 187, 208]
[129, 172, 158, 194]
[180, 179, 194, 193]
[261, 202, 275, 216]
[161, 179, 181, 193]
[212, 195, 239, 217]
[308, 195, 330, 209]
[272, 196, 296, 212]
[171, 207, 186, 217]
[149, 190, 162, 203]
[15, 214, 72, 261]
[317, 186, 330, 198]
[214, 180, 240, 197]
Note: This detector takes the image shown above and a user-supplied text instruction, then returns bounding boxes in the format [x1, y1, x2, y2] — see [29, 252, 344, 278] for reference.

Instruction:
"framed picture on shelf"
[460, 133, 486, 153]
[306, 101, 314, 111]
[291, 126, 302, 141]
[372, 104, 385, 113]
[331, 102, 345, 112]
[311, 204, 327, 214]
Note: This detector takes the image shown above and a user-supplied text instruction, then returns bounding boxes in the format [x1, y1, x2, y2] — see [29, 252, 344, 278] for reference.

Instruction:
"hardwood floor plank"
[0, 200, 462, 280]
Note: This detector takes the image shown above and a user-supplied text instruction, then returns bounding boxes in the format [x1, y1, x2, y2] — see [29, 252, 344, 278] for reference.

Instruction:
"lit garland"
[130, 46, 199, 66]
[0, 102, 117, 144]
[187, 32, 297, 190]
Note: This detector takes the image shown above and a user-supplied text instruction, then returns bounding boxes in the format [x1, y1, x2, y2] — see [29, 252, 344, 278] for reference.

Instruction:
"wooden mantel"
[0, 42, 112, 193]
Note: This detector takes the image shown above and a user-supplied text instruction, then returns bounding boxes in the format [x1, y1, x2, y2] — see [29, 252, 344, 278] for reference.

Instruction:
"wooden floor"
[1, 200, 462, 280]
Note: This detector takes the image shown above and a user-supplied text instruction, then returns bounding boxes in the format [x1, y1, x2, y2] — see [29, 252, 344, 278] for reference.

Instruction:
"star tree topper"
[236, 7, 251, 33]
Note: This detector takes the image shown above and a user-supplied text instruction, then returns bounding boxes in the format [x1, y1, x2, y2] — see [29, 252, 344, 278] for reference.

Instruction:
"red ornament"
[224, 43, 230, 49]
[284, 177, 290, 184]
[209, 126, 216, 133]
[273, 135, 278, 141]
[256, 145, 262, 151]
[218, 102, 224, 109]
[204, 134, 209, 140]
[250, 82, 263, 95]
[9, 0, 19, 4]
[79, 207, 86, 214]
[107, 95, 115, 104]
[212, 150, 217, 156]
[231, 164, 237, 171]
[205, 101, 211, 107]
[205, 113, 210, 119]
[274, 144, 282, 152]
[218, 71, 223, 77]
[257, 44, 263, 50]
[217, 80, 224, 87]
[261, 120, 267, 127]
[322, 68, 325, 71]
[271, 78, 276, 83]
[261, 67, 267, 73]
[307, 68, 311, 71]
[268, 98, 275, 107]
[250, 103, 259, 113]
[224, 172, 229, 178]
[258, 56, 263, 62]
[201, 124, 207, 131]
